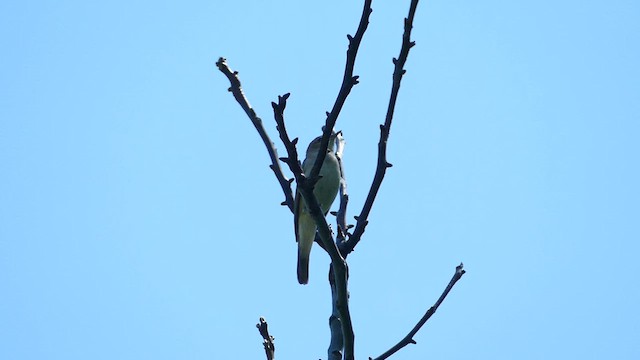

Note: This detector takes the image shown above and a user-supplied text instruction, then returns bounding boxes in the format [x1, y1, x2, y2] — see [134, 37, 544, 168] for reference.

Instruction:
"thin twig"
[309, 0, 373, 186]
[341, 0, 420, 256]
[215, 58, 295, 211]
[271, 94, 305, 191]
[256, 317, 276, 360]
[333, 132, 349, 245]
[371, 263, 466, 360]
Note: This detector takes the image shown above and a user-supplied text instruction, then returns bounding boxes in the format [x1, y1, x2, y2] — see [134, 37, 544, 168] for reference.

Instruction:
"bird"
[295, 132, 341, 284]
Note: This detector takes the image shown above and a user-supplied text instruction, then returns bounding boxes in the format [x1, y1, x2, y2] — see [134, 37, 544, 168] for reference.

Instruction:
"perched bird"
[295, 132, 341, 284]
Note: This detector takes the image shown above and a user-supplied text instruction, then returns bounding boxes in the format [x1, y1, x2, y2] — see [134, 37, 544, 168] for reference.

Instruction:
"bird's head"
[306, 131, 337, 156]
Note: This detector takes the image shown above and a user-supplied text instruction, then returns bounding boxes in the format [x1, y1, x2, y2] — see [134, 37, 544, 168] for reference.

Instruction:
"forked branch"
[341, 0, 421, 256]
[218, 2, 465, 360]
[215, 58, 295, 211]
[271, 95, 355, 360]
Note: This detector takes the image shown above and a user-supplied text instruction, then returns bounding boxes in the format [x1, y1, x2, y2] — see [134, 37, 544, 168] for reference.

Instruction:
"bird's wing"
[293, 189, 301, 243]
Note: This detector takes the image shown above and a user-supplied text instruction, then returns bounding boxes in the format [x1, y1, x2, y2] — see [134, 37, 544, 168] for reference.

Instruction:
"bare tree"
[216, 1, 465, 359]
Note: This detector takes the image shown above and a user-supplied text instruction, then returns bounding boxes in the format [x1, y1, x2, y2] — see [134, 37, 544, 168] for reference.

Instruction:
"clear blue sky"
[1, 1, 639, 359]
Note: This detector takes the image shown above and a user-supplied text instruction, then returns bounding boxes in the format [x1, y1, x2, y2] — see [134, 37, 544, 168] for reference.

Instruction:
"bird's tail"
[297, 248, 309, 285]
[296, 211, 316, 285]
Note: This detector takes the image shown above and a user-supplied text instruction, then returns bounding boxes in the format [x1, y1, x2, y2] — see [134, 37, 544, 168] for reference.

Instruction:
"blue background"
[1, 1, 639, 359]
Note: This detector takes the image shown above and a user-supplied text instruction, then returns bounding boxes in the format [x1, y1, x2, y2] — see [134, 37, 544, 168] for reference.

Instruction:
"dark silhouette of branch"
[341, 0, 420, 256]
[256, 317, 275, 360]
[328, 133, 348, 360]
[317, 2, 373, 359]
[219, 2, 463, 360]
[215, 58, 295, 211]
[217, 2, 373, 350]
[332, 132, 350, 244]
[309, 0, 373, 186]
[271, 2, 373, 358]
[371, 263, 466, 360]
[271, 95, 355, 360]
[270, 94, 304, 189]
[327, 265, 344, 360]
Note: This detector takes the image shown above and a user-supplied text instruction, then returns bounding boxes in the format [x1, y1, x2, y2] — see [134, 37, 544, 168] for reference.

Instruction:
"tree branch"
[256, 317, 275, 360]
[326, 132, 349, 360]
[215, 58, 295, 211]
[318, 3, 374, 359]
[341, 0, 420, 256]
[271, 94, 304, 190]
[328, 272, 345, 360]
[371, 263, 466, 360]
[309, 0, 373, 186]
[271, 94, 356, 360]
[220, 3, 445, 360]
[332, 132, 350, 244]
